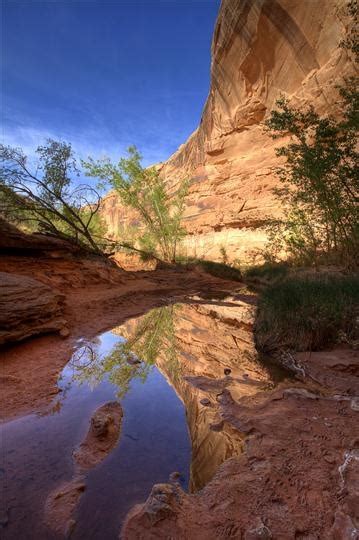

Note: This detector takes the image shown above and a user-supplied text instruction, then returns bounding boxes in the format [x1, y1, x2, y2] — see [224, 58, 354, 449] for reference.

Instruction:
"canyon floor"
[1, 253, 358, 540]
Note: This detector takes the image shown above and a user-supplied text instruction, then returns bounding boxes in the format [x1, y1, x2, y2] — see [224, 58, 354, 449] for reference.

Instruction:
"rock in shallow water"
[45, 401, 123, 536]
[73, 401, 123, 472]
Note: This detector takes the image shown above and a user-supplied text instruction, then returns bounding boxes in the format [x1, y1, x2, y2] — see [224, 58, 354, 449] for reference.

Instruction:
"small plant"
[220, 245, 228, 264]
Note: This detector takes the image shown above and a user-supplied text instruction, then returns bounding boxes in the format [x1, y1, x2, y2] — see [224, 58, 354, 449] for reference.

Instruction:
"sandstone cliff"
[101, 0, 356, 263]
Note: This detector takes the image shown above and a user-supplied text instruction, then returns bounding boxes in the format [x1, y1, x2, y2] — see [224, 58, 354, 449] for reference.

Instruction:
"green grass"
[176, 257, 242, 282]
[255, 273, 359, 352]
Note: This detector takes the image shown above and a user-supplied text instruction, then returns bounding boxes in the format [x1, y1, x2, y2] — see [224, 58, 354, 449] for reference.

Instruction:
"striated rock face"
[0, 272, 67, 345]
[101, 0, 355, 262]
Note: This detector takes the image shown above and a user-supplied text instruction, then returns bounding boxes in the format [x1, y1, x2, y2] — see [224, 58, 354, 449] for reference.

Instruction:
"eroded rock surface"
[44, 478, 86, 537]
[121, 381, 359, 539]
[100, 0, 356, 262]
[0, 272, 67, 345]
[45, 401, 123, 537]
[73, 401, 123, 472]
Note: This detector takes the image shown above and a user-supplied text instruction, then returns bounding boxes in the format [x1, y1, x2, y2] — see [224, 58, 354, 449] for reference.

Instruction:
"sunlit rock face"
[100, 0, 355, 263]
[116, 295, 273, 492]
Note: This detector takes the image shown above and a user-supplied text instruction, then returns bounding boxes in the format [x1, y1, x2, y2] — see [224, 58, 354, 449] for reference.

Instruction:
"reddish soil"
[0, 253, 239, 421]
[122, 362, 359, 540]
[1, 253, 358, 539]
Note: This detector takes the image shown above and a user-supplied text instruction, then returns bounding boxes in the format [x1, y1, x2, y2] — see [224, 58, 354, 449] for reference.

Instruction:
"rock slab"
[0, 272, 66, 345]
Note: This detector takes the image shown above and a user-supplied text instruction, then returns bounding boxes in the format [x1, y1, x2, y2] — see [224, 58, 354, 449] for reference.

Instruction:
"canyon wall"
[101, 0, 356, 263]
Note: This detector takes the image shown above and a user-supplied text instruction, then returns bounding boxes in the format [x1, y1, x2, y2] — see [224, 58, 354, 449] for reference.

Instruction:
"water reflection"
[1, 293, 288, 539]
[69, 295, 283, 492]
[68, 305, 182, 399]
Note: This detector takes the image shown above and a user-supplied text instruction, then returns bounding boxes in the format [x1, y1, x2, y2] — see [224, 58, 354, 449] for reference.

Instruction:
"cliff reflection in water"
[70, 294, 280, 492]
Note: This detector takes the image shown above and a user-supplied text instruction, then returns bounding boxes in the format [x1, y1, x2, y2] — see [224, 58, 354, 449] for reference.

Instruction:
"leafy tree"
[0, 140, 107, 253]
[83, 146, 188, 263]
[264, 80, 358, 267]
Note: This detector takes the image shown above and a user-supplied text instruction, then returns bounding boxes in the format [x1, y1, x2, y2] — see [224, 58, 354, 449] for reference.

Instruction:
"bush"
[264, 81, 359, 268]
[244, 262, 290, 283]
[255, 273, 359, 352]
[178, 257, 242, 282]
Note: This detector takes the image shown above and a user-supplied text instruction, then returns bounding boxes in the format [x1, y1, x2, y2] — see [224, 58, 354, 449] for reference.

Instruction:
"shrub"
[178, 257, 242, 282]
[265, 80, 359, 268]
[244, 262, 290, 283]
[255, 273, 359, 352]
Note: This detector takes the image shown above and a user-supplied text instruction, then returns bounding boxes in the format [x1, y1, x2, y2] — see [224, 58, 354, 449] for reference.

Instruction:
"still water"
[1, 296, 287, 539]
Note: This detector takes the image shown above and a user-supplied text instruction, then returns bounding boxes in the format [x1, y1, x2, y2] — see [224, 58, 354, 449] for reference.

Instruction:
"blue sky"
[2, 0, 220, 166]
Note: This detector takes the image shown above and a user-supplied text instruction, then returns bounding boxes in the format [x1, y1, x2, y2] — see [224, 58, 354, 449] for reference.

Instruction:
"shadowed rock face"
[100, 0, 356, 262]
[0, 272, 67, 345]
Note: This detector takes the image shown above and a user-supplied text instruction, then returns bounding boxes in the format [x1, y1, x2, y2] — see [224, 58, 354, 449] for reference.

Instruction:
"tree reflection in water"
[69, 305, 181, 398]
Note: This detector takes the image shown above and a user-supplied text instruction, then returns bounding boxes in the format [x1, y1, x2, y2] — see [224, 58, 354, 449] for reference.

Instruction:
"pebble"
[59, 327, 70, 338]
[169, 471, 181, 483]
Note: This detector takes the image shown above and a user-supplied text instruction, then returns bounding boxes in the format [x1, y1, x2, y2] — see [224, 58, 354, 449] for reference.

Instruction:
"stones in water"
[73, 401, 123, 472]
[44, 401, 123, 536]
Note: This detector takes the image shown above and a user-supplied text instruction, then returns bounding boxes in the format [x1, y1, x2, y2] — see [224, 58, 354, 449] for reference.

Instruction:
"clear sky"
[2, 0, 220, 166]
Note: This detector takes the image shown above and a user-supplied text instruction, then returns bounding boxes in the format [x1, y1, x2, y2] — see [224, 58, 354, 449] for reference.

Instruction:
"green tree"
[0, 140, 107, 253]
[264, 81, 358, 267]
[83, 146, 188, 263]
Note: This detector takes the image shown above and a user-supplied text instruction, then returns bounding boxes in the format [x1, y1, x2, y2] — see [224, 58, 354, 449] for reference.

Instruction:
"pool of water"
[1, 295, 289, 539]
[2, 331, 191, 540]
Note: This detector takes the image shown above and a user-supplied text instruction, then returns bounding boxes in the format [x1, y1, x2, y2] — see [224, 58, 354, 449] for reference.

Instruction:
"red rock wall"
[101, 0, 356, 263]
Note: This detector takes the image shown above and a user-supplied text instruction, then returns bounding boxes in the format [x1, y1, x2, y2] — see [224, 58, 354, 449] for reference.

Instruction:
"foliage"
[177, 256, 243, 282]
[70, 305, 181, 398]
[244, 262, 290, 283]
[265, 80, 359, 267]
[83, 146, 188, 263]
[340, 0, 358, 61]
[0, 140, 106, 253]
[255, 273, 359, 352]
[220, 245, 228, 264]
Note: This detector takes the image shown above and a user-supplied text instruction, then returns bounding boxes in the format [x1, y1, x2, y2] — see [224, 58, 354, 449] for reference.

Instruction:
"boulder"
[0, 272, 66, 345]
